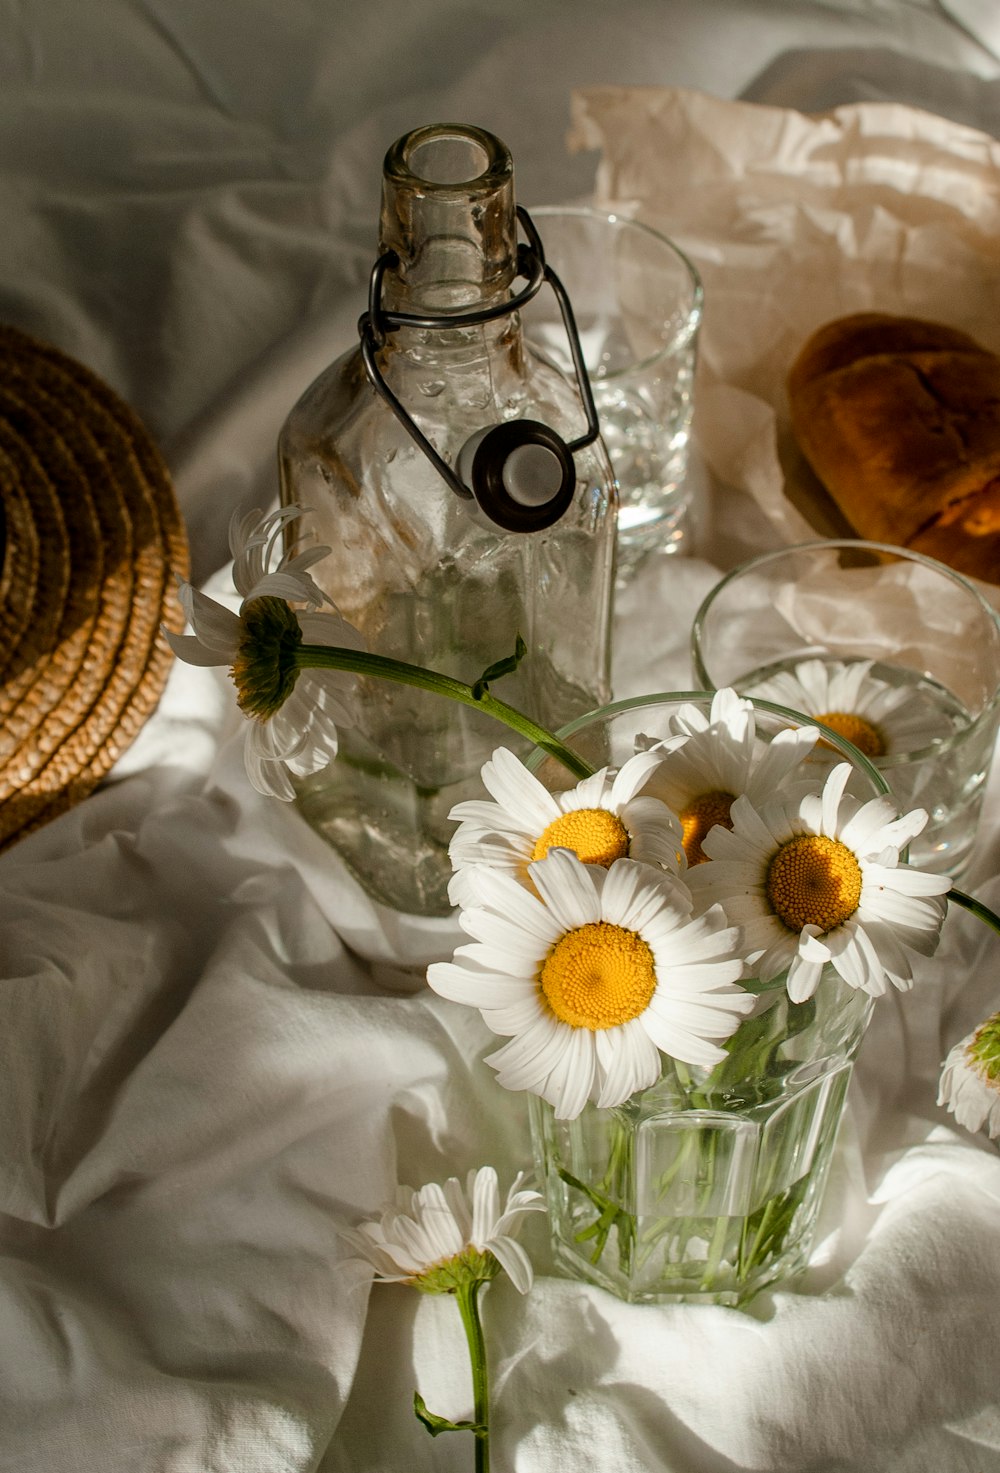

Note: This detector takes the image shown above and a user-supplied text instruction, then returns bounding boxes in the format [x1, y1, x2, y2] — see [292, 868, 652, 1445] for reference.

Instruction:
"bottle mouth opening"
[387, 123, 512, 194]
[408, 134, 488, 186]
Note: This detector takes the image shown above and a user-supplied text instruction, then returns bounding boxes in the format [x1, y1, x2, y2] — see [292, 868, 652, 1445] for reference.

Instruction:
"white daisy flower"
[229, 502, 332, 606]
[636, 686, 819, 867]
[164, 505, 365, 799]
[341, 1166, 545, 1294]
[744, 657, 951, 761]
[689, 761, 951, 1002]
[938, 1011, 1000, 1140]
[428, 849, 753, 1120]
[446, 745, 683, 909]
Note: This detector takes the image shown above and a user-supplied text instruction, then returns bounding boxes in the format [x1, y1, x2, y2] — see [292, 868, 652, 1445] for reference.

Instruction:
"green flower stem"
[700, 1209, 731, 1293]
[949, 888, 1000, 936]
[741, 1192, 779, 1277]
[295, 644, 594, 782]
[456, 1279, 490, 1473]
[673, 1059, 712, 1112]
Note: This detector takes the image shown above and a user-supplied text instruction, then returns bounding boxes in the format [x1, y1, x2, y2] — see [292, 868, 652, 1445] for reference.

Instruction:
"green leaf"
[704, 1001, 784, 1092]
[738, 975, 791, 996]
[782, 996, 816, 1043]
[559, 1167, 636, 1269]
[739, 1174, 811, 1276]
[413, 1391, 487, 1438]
[472, 634, 527, 700]
[699, 992, 816, 1105]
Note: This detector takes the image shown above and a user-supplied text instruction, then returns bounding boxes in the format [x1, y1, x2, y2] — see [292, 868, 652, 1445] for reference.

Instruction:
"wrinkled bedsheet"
[3, 4, 1000, 1470]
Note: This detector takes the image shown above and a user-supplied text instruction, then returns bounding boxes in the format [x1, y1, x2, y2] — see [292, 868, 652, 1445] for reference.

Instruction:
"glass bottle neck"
[378, 124, 518, 316]
[387, 314, 526, 374]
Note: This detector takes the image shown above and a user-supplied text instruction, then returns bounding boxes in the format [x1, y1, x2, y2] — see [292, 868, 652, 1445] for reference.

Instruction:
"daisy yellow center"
[531, 808, 630, 867]
[816, 710, 886, 759]
[765, 835, 863, 934]
[540, 922, 656, 1030]
[679, 790, 735, 866]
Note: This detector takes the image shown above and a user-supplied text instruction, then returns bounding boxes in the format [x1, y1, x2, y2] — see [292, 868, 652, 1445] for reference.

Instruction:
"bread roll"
[787, 312, 1000, 584]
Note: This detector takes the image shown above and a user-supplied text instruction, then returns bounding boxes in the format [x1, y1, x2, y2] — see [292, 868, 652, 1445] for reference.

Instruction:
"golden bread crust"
[787, 312, 1000, 583]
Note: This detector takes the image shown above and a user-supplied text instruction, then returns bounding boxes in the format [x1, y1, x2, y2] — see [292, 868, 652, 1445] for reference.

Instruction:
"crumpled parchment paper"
[569, 86, 1000, 578]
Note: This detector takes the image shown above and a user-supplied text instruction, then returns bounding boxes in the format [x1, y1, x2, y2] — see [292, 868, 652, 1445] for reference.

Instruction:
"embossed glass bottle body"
[278, 125, 617, 915]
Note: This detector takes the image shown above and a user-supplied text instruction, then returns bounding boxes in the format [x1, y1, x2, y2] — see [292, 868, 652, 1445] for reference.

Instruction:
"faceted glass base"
[530, 972, 872, 1306]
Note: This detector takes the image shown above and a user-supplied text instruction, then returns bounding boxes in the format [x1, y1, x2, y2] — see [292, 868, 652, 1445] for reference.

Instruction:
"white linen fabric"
[2, 3, 1000, 1471]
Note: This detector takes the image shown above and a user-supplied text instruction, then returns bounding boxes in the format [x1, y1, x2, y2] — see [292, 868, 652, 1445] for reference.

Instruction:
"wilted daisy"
[636, 687, 819, 867]
[938, 1011, 1000, 1140]
[342, 1166, 545, 1294]
[446, 745, 683, 908]
[429, 848, 752, 1120]
[690, 761, 951, 1002]
[745, 657, 951, 760]
[165, 505, 365, 799]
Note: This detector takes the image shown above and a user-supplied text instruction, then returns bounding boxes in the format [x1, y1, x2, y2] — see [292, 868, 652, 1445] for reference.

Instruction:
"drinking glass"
[691, 540, 1000, 876]
[524, 207, 703, 578]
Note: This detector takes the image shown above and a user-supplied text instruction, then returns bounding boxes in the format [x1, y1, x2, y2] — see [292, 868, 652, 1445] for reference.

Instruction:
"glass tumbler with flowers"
[426, 689, 953, 1303]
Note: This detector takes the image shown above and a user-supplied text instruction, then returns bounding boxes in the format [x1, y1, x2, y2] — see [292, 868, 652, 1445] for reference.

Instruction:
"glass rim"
[385, 122, 511, 196]
[524, 687, 889, 797]
[527, 204, 704, 369]
[690, 539, 1000, 763]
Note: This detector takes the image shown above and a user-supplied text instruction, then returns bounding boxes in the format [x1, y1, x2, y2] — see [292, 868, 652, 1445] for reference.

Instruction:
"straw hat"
[0, 324, 189, 848]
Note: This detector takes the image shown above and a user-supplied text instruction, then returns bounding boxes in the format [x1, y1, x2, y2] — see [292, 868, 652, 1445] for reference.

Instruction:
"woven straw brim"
[0, 325, 189, 848]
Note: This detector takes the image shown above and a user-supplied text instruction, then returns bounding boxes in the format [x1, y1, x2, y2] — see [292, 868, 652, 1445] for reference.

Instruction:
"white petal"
[564, 768, 612, 810]
[548, 1027, 597, 1120]
[597, 857, 651, 927]
[462, 866, 551, 926]
[785, 953, 825, 1002]
[486, 1013, 571, 1089]
[485, 995, 553, 1035]
[609, 749, 667, 805]
[470, 1167, 500, 1246]
[482, 748, 561, 830]
[243, 727, 297, 799]
[529, 850, 602, 929]
[625, 812, 685, 875]
[755, 933, 800, 984]
[187, 587, 244, 653]
[297, 609, 367, 651]
[242, 570, 323, 607]
[426, 957, 536, 1009]
[829, 922, 889, 996]
[597, 1019, 657, 1098]
[447, 800, 532, 836]
[836, 795, 902, 852]
[824, 923, 874, 992]
[798, 925, 831, 963]
[856, 919, 914, 987]
[864, 862, 952, 899]
[163, 630, 233, 667]
[744, 725, 818, 800]
[820, 764, 852, 837]
[640, 1013, 729, 1068]
[646, 988, 752, 1037]
[487, 1236, 535, 1293]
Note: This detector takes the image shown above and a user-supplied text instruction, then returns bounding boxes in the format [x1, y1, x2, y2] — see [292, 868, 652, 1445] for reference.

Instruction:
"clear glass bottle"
[278, 123, 617, 917]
